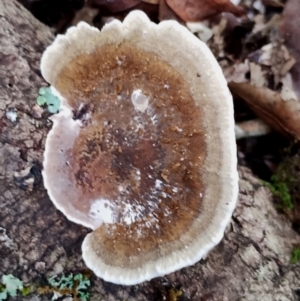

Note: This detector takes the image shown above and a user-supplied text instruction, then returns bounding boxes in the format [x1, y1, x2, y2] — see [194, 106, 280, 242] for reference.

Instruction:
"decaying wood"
[1, 1, 300, 300]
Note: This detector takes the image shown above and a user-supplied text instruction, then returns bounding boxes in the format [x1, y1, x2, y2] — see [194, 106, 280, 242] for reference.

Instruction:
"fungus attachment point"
[41, 11, 238, 285]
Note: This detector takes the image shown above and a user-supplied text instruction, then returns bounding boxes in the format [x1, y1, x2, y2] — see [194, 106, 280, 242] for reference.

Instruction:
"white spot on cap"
[123, 203, 139, 225]
[89, 199, 116, 225]
[131, 89, 149, 113]
[155, 179, 163, 189]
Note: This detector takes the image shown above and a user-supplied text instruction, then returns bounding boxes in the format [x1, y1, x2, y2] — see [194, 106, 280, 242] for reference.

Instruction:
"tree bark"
[0, 1, 300, 300]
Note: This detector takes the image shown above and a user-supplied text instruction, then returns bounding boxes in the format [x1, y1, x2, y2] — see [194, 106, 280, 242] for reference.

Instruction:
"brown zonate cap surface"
[41, 11, 238, 285]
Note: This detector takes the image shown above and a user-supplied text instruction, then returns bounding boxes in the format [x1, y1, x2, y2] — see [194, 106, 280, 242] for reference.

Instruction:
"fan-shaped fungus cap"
[41, 11, 238, 285]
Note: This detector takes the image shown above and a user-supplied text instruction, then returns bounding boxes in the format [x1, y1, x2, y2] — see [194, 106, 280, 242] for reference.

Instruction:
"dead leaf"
[223, 60, 249, 83]
[249, 62, 268, 87]
[165, 0, 245, 22]
[262, 0, 284, 8]
[229, 82, 300, 139]
[72, 6, 99, 26]
[207, 16, 227, 58]
[134, 1, 160, 21]
[89, 0, 141, 13]
[142, 0, 159, 3]
[159, 0, 181, 21]
[281, 73, 298, 102]
[280, 0, 300, 99]
[186, 21, 213, 42]
[248, 42, 295, 88]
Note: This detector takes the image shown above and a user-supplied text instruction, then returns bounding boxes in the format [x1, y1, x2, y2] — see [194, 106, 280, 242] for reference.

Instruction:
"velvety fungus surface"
[41, 11, 238, 285]
[50, 44, 206, 267]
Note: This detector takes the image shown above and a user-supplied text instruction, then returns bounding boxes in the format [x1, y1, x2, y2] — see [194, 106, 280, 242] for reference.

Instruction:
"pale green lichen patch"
[37, 87, 60, 113]
[0, 273, 90, 301]
[0, 274, 23, 300]
[38, 273, 91, 301]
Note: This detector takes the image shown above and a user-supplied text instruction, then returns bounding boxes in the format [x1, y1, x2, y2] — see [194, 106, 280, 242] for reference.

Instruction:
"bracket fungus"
[41, 11, 238, 285]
